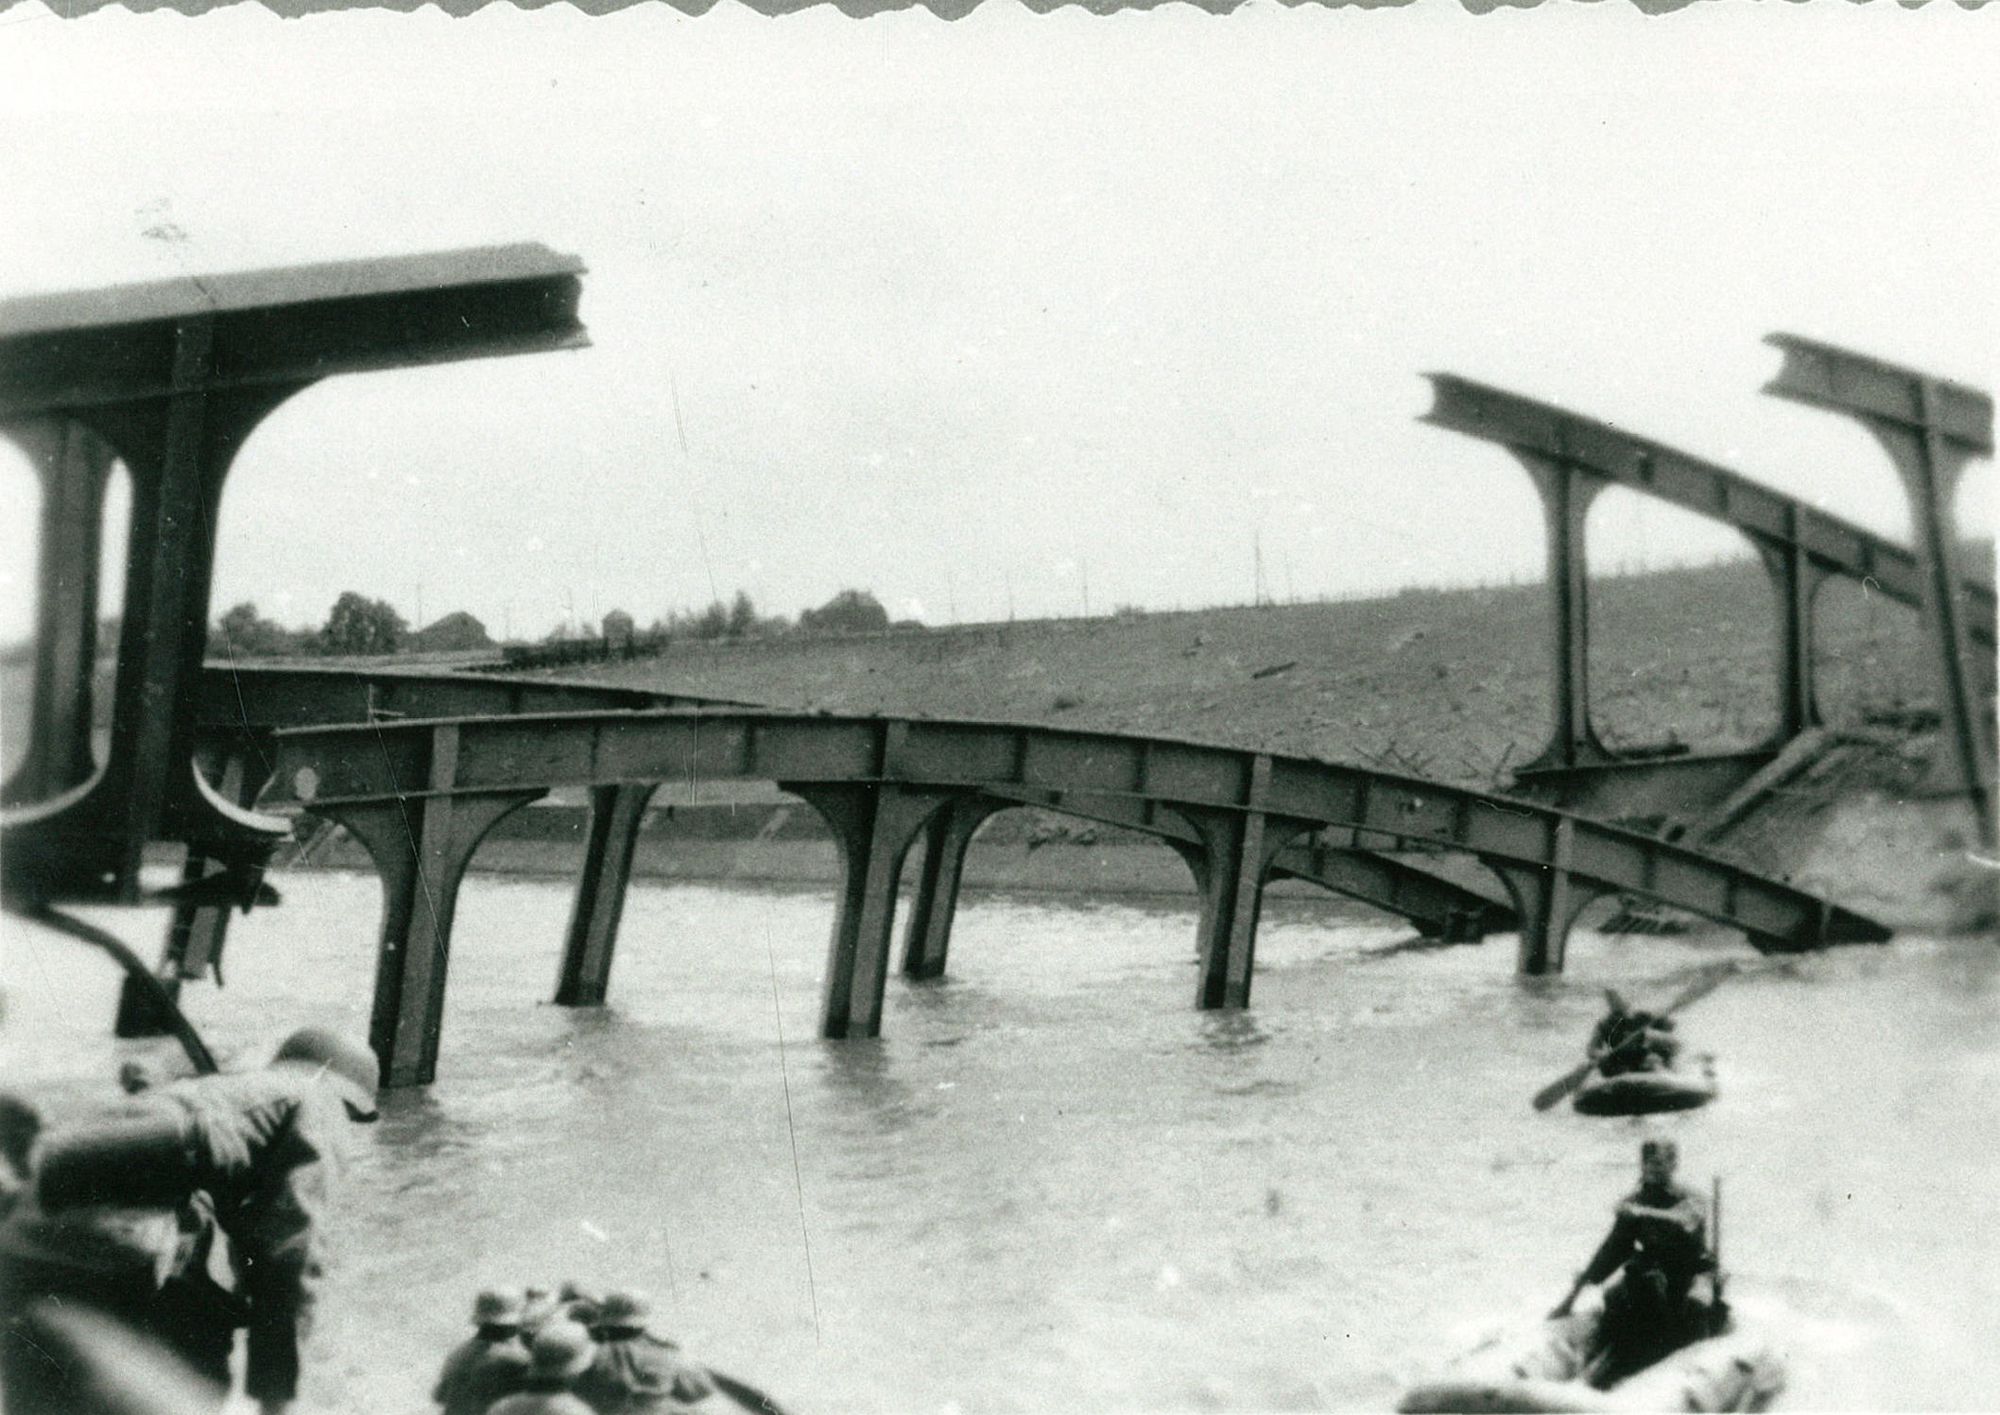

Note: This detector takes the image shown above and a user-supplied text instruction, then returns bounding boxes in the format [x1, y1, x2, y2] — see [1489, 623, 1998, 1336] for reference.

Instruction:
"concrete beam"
[263, 709, 1889, 955]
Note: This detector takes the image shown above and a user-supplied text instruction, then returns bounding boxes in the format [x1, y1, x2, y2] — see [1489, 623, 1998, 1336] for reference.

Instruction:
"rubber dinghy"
[1573, 1059, 1718, 1118]
[1397, 1304, 1784, 1413]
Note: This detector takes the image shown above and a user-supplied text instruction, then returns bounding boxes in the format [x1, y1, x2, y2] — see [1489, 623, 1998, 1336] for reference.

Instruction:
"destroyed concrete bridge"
[243, 703, 1887, 1087]
[3, 245, 1980, 1090]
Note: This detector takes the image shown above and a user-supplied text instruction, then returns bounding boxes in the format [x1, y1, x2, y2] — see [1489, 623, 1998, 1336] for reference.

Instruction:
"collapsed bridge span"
[257, 707, 1887, 1088]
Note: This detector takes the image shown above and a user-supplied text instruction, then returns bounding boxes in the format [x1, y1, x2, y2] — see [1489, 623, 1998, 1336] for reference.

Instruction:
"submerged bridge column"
[553, 783, 661, 1007]
[1480, 817, 1605, 975]
[298, 723, 543, 1088]
[1517, 453, 1612, 772]
[899, 797, 1005, 981]
[1173, 755, 1313, 1010]
[785, 779, 958, 1039]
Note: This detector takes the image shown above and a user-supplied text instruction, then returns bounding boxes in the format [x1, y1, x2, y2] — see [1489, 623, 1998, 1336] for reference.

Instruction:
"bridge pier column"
[1516, 452, 1613, 773]
[1482, 818, 1603, 975]
[553, 783, 660, 1007]
[786, 781, 955, 1039]
[1756, 529, 1826, 743]
[1172, 757, 1312, 1010]
[899, 797, 1004, 981]
[1765, 336, 1995, 843]
[114, 751, 274, 1038]
[310, 724, 543, 1089]
[0, 418, 117, 807]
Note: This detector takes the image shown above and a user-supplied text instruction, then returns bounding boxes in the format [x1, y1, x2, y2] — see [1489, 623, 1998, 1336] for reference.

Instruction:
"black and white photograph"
[0, 3, 1995, 1412]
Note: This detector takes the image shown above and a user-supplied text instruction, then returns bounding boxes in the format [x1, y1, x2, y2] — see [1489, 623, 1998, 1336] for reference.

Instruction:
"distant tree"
[798, 589, 890, 637]
[213, 602, 305, 657]
[692, 600, 730, 641]
[319, 592, 408, 656]
[601, 609, 636, 649]
[727, 590, 758, 639]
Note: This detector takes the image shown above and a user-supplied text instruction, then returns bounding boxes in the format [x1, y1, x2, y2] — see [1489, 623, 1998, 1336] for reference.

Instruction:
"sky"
[0, 2, 1995, 643]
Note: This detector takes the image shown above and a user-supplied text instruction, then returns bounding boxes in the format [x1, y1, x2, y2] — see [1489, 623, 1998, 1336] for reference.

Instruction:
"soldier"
[488, 1321, 599, 1415]
[522, 1285, 561, 1333]
[1587, 989, 1681, 1077]
[574, 1289, 714, 1413]
[1551, 1138, 1713, 1388]
[433, 1288, 533, 1415]
[20, 1026, 379, 1415]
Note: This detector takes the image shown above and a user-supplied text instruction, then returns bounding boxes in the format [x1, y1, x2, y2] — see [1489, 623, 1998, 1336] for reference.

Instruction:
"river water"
[4, 870, 1997, 1412]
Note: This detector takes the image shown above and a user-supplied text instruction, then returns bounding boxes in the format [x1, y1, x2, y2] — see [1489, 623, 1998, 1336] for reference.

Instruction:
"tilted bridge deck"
[1424, 373, 1996, 647]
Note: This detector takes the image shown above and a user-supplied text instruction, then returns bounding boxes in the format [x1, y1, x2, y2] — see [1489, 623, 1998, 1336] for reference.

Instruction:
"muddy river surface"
[5, 871, 1997, 1411]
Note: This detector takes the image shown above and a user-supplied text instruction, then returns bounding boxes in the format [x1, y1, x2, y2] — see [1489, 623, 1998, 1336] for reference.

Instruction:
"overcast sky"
[0, 3, 1994, 643]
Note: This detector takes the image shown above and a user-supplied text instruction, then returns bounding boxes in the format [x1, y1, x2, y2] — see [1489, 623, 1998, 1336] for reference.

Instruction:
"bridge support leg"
[313, 725, 543, 1088]
[553, 783, 660, 1007]
[1482, 818, 1603, 976]
[1174, 764, 1311, 1009]
[899, 797, 1004, 981]
[0, 419, 117, 807]
[786, 782, 954, 1039]
[1757, 531, 1826, 743]
[1764, 336, 1997, 843]
[1517, 453, 1612, 773]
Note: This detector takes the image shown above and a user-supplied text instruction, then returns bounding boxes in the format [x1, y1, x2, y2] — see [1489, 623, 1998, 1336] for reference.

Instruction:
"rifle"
[1709, 1175, 1727, 1336]
[1531, 961, 1739, 1112]
[1548, 1270, 1591, 1321]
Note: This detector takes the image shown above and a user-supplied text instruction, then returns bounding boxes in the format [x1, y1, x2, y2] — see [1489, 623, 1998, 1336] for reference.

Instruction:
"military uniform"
[1588, 1008, 1681, 1077]
[574, 1291, 715, 1413]
[14, 1028, 377, 1415]
[1576, 1179, 1711, 1387]
[489, 1321, 599, 1415]
[434, 1290, 533, 1415]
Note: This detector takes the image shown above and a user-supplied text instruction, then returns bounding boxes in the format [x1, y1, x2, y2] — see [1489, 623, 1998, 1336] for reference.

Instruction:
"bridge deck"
[196, 665, 1509, 939]
[1423, 373, 1996, 647]
[262, 707, 1886, 953]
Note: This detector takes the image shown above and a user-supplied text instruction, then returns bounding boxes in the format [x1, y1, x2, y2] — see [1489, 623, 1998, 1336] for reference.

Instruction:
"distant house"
[602, 609, 636, 650]
[407, 611, 494, 653]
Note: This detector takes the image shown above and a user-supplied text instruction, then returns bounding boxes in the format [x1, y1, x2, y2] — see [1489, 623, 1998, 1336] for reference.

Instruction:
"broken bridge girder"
[1422, 370, 1996, 649]
[255, 709, 1887, 1084]
[1762, 333, 1996, 843]
[0, 244, 590, 909]
[978, 783, 1515, 941]
[260, 708, 1889, 958]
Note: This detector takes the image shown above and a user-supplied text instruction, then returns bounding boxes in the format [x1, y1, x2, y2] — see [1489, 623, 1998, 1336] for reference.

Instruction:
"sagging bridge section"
[252, 706, 1887, 1088]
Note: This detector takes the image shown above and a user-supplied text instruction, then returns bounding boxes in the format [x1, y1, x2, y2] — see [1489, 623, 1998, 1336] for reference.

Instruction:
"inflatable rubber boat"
[1573, 1058, 1718, 1117]
[1398, 1301, 1784, 1413]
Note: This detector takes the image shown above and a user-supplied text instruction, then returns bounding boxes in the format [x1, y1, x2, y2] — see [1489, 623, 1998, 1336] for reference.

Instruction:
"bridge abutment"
[552, 783, 660, 1008]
